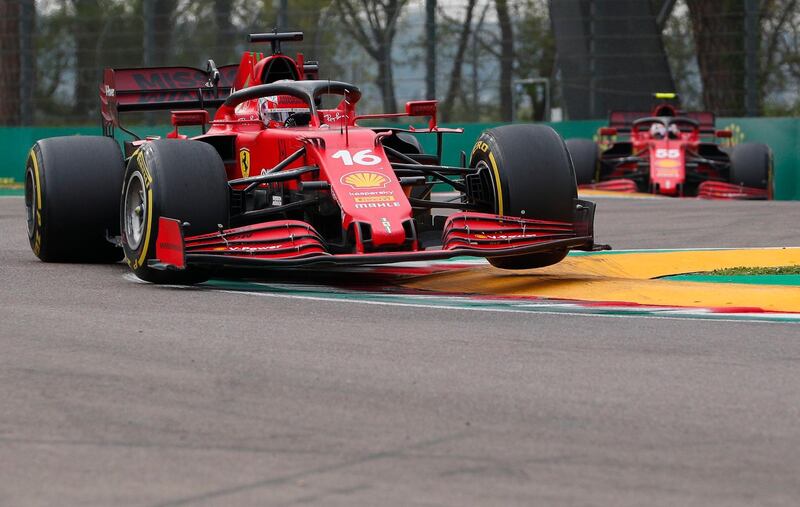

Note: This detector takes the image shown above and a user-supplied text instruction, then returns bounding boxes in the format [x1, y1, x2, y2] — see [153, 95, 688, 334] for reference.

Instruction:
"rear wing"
[100, 63, 238, 136]
[608, 110, 716, 134]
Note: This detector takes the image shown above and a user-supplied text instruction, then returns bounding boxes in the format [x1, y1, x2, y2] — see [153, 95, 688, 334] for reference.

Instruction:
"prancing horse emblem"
[239, 148, 250, 178]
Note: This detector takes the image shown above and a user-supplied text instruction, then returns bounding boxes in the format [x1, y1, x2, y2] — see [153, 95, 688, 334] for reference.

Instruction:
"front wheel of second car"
[729, 142, 773, 196]
[121, 140, 229, 284]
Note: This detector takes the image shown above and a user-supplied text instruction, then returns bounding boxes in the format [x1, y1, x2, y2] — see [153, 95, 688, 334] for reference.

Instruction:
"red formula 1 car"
[566, 97, 773, 199]
[25, 32, 599, 284]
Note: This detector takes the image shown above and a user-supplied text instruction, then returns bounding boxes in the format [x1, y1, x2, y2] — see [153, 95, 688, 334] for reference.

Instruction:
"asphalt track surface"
[1, 195, 799, 506]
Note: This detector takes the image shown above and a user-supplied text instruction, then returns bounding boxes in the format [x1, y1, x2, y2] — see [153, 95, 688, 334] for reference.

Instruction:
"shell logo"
[340, 171, 389, 189]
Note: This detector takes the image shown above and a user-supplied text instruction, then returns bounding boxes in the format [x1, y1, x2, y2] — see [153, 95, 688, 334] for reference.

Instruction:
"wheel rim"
[473, 160, 499, 214]
[123, 172, 147, 250]
[24, 168, 36, 239]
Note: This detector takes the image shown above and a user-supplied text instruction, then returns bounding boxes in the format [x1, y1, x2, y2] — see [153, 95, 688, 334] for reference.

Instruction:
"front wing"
[150, 200, 600, 271]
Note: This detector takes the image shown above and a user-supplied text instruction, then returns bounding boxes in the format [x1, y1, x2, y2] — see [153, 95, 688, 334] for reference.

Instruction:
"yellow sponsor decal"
[239, 148, 251, 178]
[354, 195, 395, 203]
[471, 141, 489, 157]
[722, 123, 745, 147]
[655, 167, 680, 178]
[655, 159, 680, 168]
[341, 171, 389, 189]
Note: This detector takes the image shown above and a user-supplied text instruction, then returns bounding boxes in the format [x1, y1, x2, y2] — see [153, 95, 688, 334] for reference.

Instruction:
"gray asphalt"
[1, 195, 799, 507]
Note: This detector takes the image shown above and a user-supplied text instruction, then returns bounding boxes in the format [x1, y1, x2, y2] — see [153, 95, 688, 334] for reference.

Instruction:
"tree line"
[0, 0, 798, 125]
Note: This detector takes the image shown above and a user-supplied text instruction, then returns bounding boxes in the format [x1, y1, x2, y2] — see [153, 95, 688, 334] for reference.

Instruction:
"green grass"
[665, 266, 800, 285]
[707, 265, 800, 276]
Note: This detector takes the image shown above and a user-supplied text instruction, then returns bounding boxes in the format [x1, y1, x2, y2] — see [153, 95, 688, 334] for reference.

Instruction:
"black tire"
[730, 142, 772, 190]
[565, 138, 599, 184]
[120, 140, 229, 284]
[469, 124, 578, 270]
[25, 136, 124, 263]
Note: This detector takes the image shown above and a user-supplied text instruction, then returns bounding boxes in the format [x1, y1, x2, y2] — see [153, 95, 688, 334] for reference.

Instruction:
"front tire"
[121, 140, 229, 284]
[25, 136, 124, 263]
[730, 143, 772, 193]
[470, 124, 578, 269]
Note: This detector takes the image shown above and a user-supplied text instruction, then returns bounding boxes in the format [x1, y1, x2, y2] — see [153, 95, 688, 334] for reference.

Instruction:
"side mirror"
[406, 100, 437, 117]
[169, 110, 210, 138]
[598, 127, 617, 136]
[405, 100, 438, 129]
[715, 129, 732, 138]
[171, 109, 209, 127]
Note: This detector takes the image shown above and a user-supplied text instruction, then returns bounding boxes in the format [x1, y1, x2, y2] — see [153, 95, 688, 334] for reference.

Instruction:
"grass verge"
[707, 265, 800, 276]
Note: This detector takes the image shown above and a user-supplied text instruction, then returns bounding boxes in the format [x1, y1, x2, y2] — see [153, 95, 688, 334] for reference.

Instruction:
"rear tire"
[565, 138, 598, 184]
[120, 140, 229, 284]
[25, 136, 124, 263]
[469, 124, 578, 269]
[730, 142, 772, 191]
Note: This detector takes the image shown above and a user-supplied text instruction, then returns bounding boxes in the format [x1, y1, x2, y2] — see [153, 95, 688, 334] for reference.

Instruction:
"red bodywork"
[103, 37, 597, 270]
[582, 104, 770, 199]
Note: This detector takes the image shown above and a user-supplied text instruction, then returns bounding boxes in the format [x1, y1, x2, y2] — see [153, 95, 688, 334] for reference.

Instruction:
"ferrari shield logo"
[239, 148, 250, 178]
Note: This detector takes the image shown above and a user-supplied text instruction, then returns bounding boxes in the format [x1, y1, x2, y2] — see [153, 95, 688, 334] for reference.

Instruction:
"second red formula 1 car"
[566, 95, 773, 199]
[25, 32, 600, 284]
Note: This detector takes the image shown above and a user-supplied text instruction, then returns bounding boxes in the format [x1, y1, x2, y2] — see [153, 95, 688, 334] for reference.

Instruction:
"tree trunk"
[333, 0, 407, 113]
[19, 0, 35, 125]
[470, 4, 490, 121]
[686, 0, 746, 115]
[441, 0, 477, 122]
[0, 0, 21, 125]
[377, 41, 398, 112]
[73, 0, 99, 117]
[425, 0, 436, 100]
[495, 0, 514, 121]
[214, 0, 235, 62]
[152, 0, 175, 66]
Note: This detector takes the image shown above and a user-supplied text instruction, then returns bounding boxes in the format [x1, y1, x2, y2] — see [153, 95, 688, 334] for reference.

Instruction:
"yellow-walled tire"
[470, 125, 578, 270]
[120, 140, 228, 284]
[25, 136, 124, 263]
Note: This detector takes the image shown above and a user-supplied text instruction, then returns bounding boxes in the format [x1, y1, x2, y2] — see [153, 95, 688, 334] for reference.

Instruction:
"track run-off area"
[2, 193, 800, 506]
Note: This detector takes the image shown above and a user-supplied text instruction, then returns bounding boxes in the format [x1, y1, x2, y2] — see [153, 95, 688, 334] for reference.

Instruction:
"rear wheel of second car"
[565, 138, 599, 185]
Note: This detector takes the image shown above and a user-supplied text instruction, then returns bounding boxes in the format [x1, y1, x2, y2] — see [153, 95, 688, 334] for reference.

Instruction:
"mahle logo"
[340, 172, 389, 189]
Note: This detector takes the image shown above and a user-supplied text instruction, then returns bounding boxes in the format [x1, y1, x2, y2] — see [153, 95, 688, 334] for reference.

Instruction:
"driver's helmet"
[649, 122, 667, 139]
[258, 94, 310, 127]
[668, 123, 681, 138]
